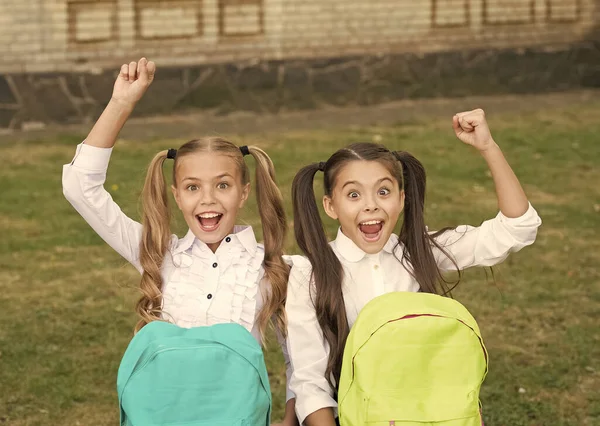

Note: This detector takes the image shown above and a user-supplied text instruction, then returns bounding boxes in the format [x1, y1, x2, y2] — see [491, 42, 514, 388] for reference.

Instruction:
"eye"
[186, 184, 199, 191]
[348, 191, 360, 199]
[217, 182, 229, 190]
[378, 187, 391, 196]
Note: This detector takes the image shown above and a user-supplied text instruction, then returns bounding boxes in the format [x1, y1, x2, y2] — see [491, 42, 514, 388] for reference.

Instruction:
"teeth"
[361, 220, 381, 225]
[198, 213, 222, 218]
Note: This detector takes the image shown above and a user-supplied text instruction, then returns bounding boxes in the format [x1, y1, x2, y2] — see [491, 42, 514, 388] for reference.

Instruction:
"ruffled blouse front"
[162, 226, 265, 337]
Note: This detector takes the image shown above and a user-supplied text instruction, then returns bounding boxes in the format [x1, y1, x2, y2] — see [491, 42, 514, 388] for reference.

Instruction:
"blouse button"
[225, 237, 231, 243]
[212, 262, 218, 268]
[207, 294, 213, 300]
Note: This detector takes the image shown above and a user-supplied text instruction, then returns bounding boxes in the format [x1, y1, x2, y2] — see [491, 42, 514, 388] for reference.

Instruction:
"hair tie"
[239, 146, 250, 156]
[317, 161, 326, 172]
[166, 148, 177, 160]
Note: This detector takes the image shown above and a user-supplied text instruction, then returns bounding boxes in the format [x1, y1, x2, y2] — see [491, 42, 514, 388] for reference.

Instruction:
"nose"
[199, 187, 216, 205]
[363, 194, 379, 212]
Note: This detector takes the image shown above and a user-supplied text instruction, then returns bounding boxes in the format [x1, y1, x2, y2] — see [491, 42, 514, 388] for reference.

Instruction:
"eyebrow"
[376, 177, 394, 186]
[341, 180, 359, 189]
[181, 173, 234, 182]
[341, 176, 394, 189]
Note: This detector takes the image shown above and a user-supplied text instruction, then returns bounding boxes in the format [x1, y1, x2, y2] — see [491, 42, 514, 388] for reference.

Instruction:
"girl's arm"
[432, 110, 542, 271]
[85, 59, 155, 149]
[453, 109, 528, 218]
[62, 59, 156, 272]
[272, 399, 300, 426]
[285, 256, 338, 426]
[304, 408, 337, 426]
[273, 306, 299, 426]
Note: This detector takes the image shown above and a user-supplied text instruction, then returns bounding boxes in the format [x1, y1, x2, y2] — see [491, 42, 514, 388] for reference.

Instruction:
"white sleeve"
[433, 203, 542, 271]
[62, 143, 143, 273]
[285, 255, 337, 425]
[278, 255, 296, 403]
[275, 326, 296, 403]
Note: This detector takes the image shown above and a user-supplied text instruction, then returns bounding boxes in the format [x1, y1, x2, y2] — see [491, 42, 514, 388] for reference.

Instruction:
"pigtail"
[393, 151, 459, 295]
[292, 163, 348, 391]
[136, 150, 172, 332]
[247, 146, 290, 343]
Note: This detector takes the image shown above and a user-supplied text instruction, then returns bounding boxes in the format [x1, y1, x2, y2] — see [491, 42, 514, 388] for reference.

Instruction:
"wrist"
[109, 97, 136, 113]
[478, 139, 500, 157]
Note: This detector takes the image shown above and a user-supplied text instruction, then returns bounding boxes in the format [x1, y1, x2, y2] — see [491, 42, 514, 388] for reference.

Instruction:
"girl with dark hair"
[286, 109, 542, 426]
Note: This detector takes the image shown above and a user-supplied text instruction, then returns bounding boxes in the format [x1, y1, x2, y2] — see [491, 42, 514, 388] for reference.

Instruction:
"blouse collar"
[173, 225, 258, 256]
[332, 227, 399, 262]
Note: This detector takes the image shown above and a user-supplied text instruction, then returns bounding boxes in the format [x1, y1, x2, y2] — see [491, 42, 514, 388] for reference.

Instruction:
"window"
[483, 0, 535, 25]
[432, 0, 470, 28]
[546, 0, 580, 23]
[134, 0, 203, 40]
[67, 0, 117, 44]
[219, 0, 264, 37]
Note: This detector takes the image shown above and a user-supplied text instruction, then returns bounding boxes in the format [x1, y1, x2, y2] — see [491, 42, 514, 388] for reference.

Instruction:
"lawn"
[0, 99, 599, 425]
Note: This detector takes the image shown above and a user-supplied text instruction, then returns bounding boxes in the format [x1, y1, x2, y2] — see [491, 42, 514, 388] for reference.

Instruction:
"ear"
[399, 189, 405, 212]
[239, 182, 251, 208]
[171, 185, 182, 210]
[323, 195, 338, 220]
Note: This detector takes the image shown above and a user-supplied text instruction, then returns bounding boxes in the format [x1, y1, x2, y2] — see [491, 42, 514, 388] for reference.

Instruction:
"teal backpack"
[338, 292, 488, 426]
[117, 321, 272, 426]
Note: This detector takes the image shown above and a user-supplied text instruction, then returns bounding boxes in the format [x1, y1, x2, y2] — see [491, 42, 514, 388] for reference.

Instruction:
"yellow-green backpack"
[338, 292, 487, 426]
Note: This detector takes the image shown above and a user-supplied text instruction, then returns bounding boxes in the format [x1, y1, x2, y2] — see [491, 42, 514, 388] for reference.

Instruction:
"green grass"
[1, 102, 599, 426]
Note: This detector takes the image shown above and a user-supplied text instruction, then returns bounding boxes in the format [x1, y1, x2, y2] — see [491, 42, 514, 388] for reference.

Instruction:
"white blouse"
[286, 206, 542, 424]
[62, 143, 294, 400]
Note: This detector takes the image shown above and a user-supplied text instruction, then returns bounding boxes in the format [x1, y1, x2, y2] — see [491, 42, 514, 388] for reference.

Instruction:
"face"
[172, 152, 249, 252]
[323, 160, 405, 254]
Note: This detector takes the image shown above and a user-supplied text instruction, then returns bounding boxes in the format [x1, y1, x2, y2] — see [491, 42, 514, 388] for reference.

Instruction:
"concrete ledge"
[1, 42, 599, 131]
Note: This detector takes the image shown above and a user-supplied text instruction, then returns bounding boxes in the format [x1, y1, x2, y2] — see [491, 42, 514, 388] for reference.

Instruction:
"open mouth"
[196, 212, 223, 232]
[358, 220, 384, 242]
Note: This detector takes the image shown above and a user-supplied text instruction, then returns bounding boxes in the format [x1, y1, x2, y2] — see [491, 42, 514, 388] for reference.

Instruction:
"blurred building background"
[0, 0, 598, 130]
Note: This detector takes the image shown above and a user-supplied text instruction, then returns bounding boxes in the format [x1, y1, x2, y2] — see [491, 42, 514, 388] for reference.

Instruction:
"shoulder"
[285, 255, 313, 287]
[284, 255, 315, 304]
[286, 254, 313, 271]
[282, 254, 311, 267]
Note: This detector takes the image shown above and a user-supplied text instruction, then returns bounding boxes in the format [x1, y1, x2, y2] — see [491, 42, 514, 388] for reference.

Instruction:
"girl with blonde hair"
[63, 58, 297, 425]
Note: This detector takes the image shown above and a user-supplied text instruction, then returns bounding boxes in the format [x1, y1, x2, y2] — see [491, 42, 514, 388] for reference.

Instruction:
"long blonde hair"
[136, 137, 289, 343]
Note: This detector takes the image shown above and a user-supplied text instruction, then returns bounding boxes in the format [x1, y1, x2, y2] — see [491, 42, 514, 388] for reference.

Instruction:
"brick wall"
[0, 0, 599, 129]
[0, 0, 596, 73]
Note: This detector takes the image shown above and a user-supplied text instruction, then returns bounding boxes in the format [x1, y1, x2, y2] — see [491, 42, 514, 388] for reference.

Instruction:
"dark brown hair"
[292, 142, 459, 391]
[137, 137, 289, 343]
